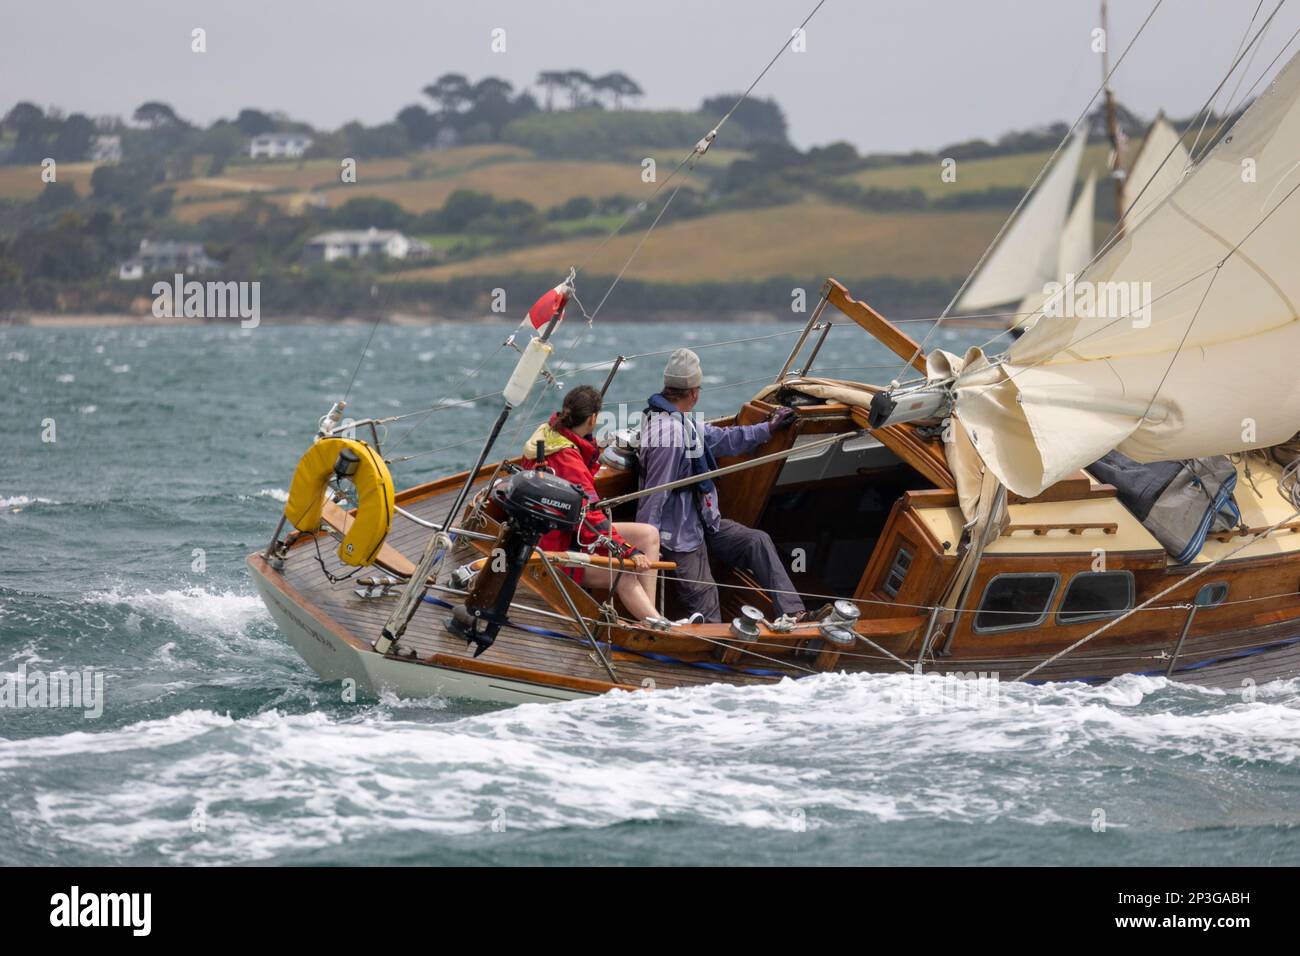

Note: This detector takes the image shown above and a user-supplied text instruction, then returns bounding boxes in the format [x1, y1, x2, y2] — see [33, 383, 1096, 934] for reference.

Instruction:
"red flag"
[525, 282, 569, 331]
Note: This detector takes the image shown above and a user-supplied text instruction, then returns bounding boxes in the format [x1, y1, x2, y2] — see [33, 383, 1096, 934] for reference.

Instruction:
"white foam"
[7, 670, 1297, 863]
[258, 488, 289, 503]
[1, 495, 59, 507]
[82, 587, 269, 638]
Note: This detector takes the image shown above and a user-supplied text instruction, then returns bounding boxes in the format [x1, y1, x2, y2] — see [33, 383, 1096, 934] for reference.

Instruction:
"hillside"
[1, 83, 1154, 320]
[393, 201, 1003, 283]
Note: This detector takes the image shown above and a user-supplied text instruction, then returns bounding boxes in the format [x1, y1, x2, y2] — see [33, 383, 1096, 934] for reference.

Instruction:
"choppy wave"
[0, 495, 60, 508]
[1, 673, 1297, 864]
[80, 587, 270, 639]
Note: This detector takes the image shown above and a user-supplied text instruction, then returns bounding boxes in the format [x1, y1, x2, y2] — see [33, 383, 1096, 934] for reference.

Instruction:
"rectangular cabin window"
[973, 573, 1059, 633]
[1057, 571, 1134, 624]
[881, 545, 914, 599]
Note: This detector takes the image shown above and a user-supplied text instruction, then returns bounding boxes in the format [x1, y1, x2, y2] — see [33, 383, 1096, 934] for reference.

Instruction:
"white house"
[90, 135, 122, 164]
[248, 132, 314, 160]
[303, 228, 432, 263]
[118, 239, 221, 280]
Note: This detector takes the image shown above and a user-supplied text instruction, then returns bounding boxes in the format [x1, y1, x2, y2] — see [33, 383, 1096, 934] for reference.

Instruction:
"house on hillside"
[248, 132, 314, 160]
[90, 135, 122, 164]
[303, 228, 432, 263]
[117, 239, 222, 280]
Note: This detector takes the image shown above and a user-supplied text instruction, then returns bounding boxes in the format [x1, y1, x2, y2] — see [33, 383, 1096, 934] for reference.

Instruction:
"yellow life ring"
[284, 438, 395, 567]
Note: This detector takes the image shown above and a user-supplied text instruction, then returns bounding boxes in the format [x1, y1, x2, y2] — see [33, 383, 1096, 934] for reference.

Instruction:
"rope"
[419, 594, 802, 679]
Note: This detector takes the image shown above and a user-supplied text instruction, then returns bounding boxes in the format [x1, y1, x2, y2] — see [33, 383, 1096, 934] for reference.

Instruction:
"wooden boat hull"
[249, 554, 591, 704]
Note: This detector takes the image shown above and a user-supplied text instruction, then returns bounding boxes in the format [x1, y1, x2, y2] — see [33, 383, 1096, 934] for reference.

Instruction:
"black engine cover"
[491, 468, 584, 534]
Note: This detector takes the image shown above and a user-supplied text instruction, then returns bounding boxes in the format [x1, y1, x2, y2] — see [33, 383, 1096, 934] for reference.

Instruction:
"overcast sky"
[3, 0, 1297, 151]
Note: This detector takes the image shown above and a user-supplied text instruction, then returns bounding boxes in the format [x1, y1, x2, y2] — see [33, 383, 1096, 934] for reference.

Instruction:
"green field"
[394, 200, 1001, 283]
[844, 142, 1116, 197]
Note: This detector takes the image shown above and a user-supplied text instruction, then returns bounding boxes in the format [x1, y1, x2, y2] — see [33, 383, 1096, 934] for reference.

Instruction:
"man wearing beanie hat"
[637, 348, 805, 624]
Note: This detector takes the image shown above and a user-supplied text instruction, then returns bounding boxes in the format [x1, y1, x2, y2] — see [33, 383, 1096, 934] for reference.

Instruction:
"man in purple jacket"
[636, 348, 806, 624]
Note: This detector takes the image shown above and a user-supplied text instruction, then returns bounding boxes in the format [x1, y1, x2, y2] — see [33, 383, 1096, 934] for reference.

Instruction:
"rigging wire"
[962, 0, 1296, 362]
[890, 0, 1169, 379]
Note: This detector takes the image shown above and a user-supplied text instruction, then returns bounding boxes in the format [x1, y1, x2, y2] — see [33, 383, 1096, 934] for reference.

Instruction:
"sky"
[2, 0, 1297, 152]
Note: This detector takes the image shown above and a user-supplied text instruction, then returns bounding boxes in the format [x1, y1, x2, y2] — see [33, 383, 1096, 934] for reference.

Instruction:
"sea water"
[2, 320, 1298, 866]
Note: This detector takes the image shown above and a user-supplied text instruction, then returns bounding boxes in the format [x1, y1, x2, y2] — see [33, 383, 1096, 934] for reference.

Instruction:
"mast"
[375, 282, 570, 655]
[1101, 0, 1127, 237]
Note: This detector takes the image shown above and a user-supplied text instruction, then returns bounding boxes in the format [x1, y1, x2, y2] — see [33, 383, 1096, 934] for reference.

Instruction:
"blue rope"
[422, 595, 789, 679]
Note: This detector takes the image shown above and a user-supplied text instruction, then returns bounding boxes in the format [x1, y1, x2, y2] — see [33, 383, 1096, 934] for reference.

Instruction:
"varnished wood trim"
[824, 278, 927, 374]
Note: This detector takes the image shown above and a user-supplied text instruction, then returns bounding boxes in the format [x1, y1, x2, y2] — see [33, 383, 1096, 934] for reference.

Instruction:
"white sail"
[949, 52, 1300, 498]
[955, 128, 1087, 313]
[1123, 114, 1191, 231]
[1057, 169, 1096, 278]
[1014, 171, 1098, 329]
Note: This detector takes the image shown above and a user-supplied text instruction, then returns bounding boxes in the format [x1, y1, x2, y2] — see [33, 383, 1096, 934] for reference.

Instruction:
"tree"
[594, 72, 642, 110]
[3, 102, 44, 132]
[699, 94, 788, 145]
[562, 70, 594, 110]
[35, 181, 79, 212]
[234, 108, 276, 136]
[52, 113, 95, 161]
[467, 77, 519, 139]
[396, 104, 436, 146]
[133, 101, 183, 129]
[422, 74, 473, 118]
[536, 71, 567, 112]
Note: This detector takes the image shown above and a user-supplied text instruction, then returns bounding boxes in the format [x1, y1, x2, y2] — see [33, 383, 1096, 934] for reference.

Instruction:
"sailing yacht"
[249, 34, 1300, 705]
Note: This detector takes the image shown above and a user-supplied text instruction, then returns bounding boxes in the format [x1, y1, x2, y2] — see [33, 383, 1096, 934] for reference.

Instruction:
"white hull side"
[249, 567, 590, 706]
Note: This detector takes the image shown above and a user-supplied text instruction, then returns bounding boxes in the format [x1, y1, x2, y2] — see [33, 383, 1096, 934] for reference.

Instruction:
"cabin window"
[1057, 571, 1134, 624]
[973, 573, 1059, 633]
[881, 545, 914, 599]
[1196, 582, 1228, 607]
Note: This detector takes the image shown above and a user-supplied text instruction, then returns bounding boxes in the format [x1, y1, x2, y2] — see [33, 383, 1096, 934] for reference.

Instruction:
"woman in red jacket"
[523, 385, 664, 623]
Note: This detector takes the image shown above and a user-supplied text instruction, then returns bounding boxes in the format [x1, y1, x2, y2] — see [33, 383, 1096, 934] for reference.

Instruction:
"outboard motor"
[447, 443, 584, 656]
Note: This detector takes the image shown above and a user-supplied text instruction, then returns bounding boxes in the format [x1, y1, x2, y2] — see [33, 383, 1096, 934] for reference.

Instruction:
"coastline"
[3, 309, 795, 329]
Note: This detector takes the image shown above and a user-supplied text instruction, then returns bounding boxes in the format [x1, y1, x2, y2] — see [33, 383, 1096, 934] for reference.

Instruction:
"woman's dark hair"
[558, 384, 602, 429]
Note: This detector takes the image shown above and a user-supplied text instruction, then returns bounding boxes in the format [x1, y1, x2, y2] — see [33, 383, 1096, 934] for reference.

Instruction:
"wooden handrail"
[1003, 522, 1118, 536]
[1209, 521, 1300, 543]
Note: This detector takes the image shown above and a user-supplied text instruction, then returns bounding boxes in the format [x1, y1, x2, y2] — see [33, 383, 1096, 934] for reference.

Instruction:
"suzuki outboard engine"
[447, 444, 584, 656]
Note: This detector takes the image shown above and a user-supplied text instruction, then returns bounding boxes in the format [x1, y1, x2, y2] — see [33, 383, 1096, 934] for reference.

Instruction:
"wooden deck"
[278, 474, 800, 692]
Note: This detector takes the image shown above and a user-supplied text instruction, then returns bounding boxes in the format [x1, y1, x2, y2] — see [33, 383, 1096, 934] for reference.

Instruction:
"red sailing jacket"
[522, 415, 634, 579]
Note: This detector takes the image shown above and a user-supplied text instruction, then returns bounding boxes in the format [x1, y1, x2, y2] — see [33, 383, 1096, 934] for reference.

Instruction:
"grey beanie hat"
[663, 348, 703, 389]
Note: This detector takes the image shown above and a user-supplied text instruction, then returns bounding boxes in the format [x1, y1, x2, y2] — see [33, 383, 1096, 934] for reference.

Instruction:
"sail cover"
[949, 52, 1300, 498]
[955, 129, 1087, 312]
[1123, 114, 1191, 231]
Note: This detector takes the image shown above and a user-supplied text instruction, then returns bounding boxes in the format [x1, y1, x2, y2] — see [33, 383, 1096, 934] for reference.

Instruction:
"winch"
[447, 443, 585, 656]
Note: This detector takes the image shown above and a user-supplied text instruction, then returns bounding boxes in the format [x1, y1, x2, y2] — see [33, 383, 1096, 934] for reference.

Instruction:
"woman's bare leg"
[614, 521, 660, 610]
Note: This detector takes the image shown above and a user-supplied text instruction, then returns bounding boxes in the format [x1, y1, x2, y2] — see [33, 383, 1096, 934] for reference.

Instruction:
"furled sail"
[955, 129, 1088, 313]
[948, 52, 1300, 499]
[1122, 113, 1191, 231]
